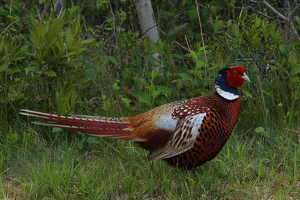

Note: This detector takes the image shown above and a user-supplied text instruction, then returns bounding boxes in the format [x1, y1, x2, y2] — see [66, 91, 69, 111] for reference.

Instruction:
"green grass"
[1, 63, 299, 199]
[1, 114, 299, 199]
[1, 53, 299, 199]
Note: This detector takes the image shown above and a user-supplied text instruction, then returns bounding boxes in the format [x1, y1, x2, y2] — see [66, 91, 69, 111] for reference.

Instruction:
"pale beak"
[242, 73, 250, 83]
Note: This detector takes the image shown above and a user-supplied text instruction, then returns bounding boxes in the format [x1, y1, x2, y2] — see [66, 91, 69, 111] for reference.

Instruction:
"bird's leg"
[194, 170, 199, 180]
[183, 166, 199, 181]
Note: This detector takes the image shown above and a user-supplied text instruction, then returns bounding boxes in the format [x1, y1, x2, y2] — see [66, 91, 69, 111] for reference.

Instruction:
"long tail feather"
[20, 109, 145, 142]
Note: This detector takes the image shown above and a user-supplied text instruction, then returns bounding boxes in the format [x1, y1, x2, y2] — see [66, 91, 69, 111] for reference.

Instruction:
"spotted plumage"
[19, 66, 250, 170]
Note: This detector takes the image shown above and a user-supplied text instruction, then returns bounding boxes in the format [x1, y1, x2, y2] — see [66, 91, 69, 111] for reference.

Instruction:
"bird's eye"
[232, 70, 237, 74]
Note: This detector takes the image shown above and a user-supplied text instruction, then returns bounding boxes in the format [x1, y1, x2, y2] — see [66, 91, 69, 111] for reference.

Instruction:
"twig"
[80, 0, 86, 11]
[0, 1, 29, 35]
[237, 5, 244, 26]
[108, 0, 122, 73]
[93, 0, 102, 27]
[290, 3, 300, 18]
[0, 18, 22, 36]
[249, 0, 288, 21]
[195, 0, 209, 76]
[1, 1, 29, 13]
[54, 0, 64, 18]
[246, 5, 285, 23]
[158, 28, 188, 51]
[285, 128, 300, 134]
[195, 0, 207, 62]
[185, 35, 190, 50]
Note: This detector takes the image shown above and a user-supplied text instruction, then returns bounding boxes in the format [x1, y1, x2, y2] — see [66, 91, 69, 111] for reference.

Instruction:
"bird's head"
[220, 66, 250, 88]
[215, 66, 250, 100]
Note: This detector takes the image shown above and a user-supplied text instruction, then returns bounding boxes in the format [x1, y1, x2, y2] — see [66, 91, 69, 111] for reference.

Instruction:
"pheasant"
[20, 66, 250, 169]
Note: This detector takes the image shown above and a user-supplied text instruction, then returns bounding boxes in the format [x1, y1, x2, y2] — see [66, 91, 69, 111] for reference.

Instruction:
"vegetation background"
[0, 0, 300, 199]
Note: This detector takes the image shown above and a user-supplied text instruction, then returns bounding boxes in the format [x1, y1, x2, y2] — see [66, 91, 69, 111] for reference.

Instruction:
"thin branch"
[93, 0, 102, 26]
[108, 0, 122, 73]
[108, 0, 117, 34]
[246, 5, 286, 23]
[0, 18, 21, 35]
[54, 0, 64, 18]
[1, 0, 29, 12]
[237, 5, 244, 26]
[290, 3, 300, 18]
[250, 0, 289, 21]
[289, 19, 300, 39]
[195, 0, 207, 62]
[158, 28, 189, 51]
[185, 35, 190, 50]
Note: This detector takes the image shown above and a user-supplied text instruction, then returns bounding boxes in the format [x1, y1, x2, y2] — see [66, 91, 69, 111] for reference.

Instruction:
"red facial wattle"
[226, 66, 245, 88]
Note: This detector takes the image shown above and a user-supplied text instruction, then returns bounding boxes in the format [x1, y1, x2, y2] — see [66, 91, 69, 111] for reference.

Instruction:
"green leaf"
[151, 69, 163, 82]
[80, 38, 96, 45]
[290, 77, 299, 84]
[70, 6, 80, 13]
[263, 90, 273, 96]
[269, 65, 279, 70]
[52, 127, 63, 132]
[132, 90, 151, 106]
[65, 88, 76, 103]
[166, 31, 176, 43]
[152, 90, 162, 101]
[0, 65, 5, 73]
[243, 90, 253, 98]
[6, 69, 21, 75]
[211, 0, 227, 10]
[188, 9, 198, 21]
[62, 48, 86, 57]
[86, 67, 97, 79]
[254, 18, 262, 28]
[157, 86, 172, 97]
[148, 85, 155, 91]
[113, 82, 120, 90]
[196, 60, 206, 69]
[160, 12, 173, 18]
[213, 20, 224, 33]
[279, 44, 290, 55]
[38, 77, 45, 85]
[295, 65, 300, 74]
[10, 133, 18, 144]
[52, 11, 65, 36]
[14, 57, 26, 61]
[189, 50, 198, 62]
[121, 98, 131, 107]
[17, 80, 25, 92]
[209, 5, 218, 17]
[25, 67, 39, 71]
[176, 80, 183, 90]
[9, 28, 17, 32]
[86, 137, 100, 144]
[66, 28, 73, 46]
[255, 127, 264, 133]
[15, 93, 24, 101]
[107, 56, 118, 65]
[45, 70, 57, 77]
[178, 73, 192, 80]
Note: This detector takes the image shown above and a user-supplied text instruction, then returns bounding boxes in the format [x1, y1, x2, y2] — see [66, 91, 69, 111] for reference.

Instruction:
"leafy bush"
[0, 8, 95, 115]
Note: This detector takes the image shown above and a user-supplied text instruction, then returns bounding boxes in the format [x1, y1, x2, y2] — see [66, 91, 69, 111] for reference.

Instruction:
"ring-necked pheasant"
[20, 66, 250, 169]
